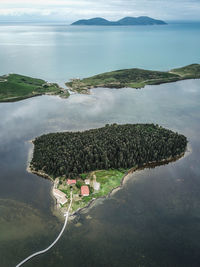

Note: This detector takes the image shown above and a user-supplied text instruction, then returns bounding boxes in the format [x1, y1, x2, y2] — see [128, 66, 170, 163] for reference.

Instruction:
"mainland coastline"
[1, 63, 200, 102]
[66, 64, 200, 94]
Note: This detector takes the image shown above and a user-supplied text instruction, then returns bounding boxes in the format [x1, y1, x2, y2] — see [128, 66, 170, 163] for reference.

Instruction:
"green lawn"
[170, 63, 200, 78]
[94, 169, 128, 197]
[0, 74, 69, 102]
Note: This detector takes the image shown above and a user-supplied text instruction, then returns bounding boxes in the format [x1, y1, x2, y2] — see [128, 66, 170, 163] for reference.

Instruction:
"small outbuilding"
[85, 179, 90, 185]
[93, 181, 100, 191]
[81, 185, 89, 196]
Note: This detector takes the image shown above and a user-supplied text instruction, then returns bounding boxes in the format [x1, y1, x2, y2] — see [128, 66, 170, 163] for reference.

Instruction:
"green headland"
[1, 64, 199, 102]
[0, 74, 69, 102]
[66, 63, 200, 94]
[30, 123, 187, 214]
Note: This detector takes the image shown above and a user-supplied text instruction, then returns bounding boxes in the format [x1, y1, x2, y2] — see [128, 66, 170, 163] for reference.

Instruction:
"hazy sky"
[0, 0, 200, 22]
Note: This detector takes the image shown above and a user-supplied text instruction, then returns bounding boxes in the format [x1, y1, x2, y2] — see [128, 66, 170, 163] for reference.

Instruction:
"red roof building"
[67, 179, 76, 185]
[81, 185, 89, 196]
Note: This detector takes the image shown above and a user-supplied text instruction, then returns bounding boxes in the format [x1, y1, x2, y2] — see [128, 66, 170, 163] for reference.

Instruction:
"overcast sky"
[0, 0, 200, 22]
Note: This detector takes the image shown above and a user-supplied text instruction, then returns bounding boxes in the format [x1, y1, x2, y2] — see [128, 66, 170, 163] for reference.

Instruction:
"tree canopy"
[31, 124, 187, 179]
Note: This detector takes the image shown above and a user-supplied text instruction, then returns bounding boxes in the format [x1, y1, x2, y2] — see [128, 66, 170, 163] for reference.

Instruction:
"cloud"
[0, 0, 200, 21]
[0, 8, 53, 16]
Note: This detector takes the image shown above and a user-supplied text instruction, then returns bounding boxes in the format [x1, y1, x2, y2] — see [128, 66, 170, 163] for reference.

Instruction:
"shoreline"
[0, 92, 64, 103]
[27, 139, 189, 220]
[1, 64, 199, 103]
[0, 80, 69, 103]
[66, 77, 200, 95]
[27, 140, 65, 219]
[65, 63, 200, 94]
[1, 77, 199, 103]
[70, 150, 188, 218]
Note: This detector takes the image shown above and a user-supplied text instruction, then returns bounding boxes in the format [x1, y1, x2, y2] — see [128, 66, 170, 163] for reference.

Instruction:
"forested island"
[71, 16, 166, 26]
[0, 74, 69, 102]
[30, 124, 187, 213]
[66, 64, 200, 94]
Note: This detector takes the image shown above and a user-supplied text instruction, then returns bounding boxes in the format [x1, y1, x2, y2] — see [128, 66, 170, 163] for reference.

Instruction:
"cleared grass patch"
[0, 74, 69, 102]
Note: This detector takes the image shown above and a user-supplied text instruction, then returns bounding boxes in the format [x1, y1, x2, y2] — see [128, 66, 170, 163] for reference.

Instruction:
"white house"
[85, 179, 90, 185]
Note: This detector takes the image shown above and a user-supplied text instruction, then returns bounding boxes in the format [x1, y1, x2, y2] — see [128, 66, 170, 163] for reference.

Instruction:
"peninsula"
[0, 74, 69, 102]
[30, 123, 187, 214]
[66, 64, 200, 94]
[71, 16, 167, 26]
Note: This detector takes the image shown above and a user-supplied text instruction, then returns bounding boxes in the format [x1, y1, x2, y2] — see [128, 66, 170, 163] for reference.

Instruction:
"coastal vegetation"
[66, 64, 200, 94]
[170, 64, 200, 78]
[1, 64, 199, 102]
[0, 74, 69, 102]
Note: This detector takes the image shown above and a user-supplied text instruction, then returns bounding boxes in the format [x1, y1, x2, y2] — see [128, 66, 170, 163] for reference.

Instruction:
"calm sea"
[0, 22, 200, 267]
[0, 22, 200, 84]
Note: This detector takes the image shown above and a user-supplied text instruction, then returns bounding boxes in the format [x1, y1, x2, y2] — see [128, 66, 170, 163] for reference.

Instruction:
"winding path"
[16, 190, 73, 267]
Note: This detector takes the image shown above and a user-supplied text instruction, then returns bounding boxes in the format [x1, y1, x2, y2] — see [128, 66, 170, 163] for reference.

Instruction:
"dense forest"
[31, 124, 187, 179]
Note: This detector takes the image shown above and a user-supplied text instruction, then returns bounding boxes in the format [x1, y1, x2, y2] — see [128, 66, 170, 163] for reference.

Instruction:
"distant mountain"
[117, 16, 166, 25]
[72, 18, 113, 26]
[71, 16, 167, 26]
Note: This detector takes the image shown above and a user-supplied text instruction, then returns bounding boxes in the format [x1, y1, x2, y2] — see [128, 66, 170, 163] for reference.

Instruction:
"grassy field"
[94, 169, 128, 197]
[66, 63, 200, 94]
[58, 169, 128, 213]
[170, 64, 200, 78]
[0, 74, 69, 102]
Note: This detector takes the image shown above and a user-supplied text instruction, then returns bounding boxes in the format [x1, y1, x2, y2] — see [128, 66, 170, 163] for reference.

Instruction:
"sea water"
[0, 22, 200, 267]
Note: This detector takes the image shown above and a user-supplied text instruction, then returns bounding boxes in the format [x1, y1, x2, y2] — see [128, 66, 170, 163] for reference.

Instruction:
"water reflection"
[0, 79, 200, 266]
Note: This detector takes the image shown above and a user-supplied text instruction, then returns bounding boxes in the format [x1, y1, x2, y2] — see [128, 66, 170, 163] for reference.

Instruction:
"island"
[29, 123, 187, 214]
[0, 74, 69, 102]
[71, 16, 167, 26]
[66, 64, 200, 94]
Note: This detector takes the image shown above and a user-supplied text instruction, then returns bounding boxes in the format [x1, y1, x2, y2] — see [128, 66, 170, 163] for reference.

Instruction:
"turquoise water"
[0, 22, 200, 84]
[0, 22, 200, 267]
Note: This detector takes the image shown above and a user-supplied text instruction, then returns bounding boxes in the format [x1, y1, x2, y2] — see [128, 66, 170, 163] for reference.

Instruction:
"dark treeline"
[31, 124, 187, 179]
